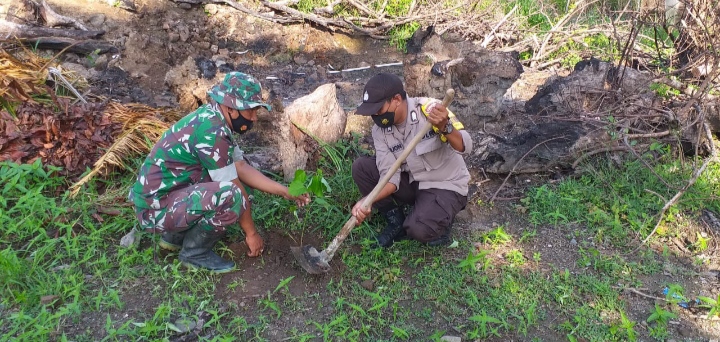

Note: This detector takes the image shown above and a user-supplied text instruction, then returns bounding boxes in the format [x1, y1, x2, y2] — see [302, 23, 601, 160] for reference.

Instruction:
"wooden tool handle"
[323, 89, 456, 259]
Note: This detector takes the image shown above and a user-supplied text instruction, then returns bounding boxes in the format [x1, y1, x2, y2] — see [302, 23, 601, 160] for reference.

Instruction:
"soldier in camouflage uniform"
[129, 72, 310, 273]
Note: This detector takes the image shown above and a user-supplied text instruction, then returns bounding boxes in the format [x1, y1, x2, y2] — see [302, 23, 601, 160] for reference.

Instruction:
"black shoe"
[373, 208, 406, 248]
[158, 231, 187, 251]
[426, 234, 450, 247]
[178, 226, 235, 273]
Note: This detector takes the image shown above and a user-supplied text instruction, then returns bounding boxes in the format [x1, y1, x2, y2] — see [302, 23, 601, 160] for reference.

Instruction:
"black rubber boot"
[373, 208, 406, 248]
[178, 226, 235, 273]
[426, 234, 450, 247]
[427, 219, 453, 247]
[158, 231, 187, 251]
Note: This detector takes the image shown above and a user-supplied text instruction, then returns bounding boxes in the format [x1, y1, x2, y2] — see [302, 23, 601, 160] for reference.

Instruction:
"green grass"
[522, 149, 720, 245]
[1, 134, 716, 340]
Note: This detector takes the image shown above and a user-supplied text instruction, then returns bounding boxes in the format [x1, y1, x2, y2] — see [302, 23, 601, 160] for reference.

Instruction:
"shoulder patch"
[410, 110, 418, 123]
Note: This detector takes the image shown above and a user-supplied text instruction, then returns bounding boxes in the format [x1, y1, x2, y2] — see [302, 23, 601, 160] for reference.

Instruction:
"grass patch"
[522, 151, 720, 245]
[1, 135, 714, 340]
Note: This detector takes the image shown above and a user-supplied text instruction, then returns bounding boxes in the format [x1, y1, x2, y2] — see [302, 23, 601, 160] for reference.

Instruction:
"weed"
[646, 304, 677, 339]
[505, 249, 526, 267]
[692, 232, 711, 252]
[481, 226, 512, 246]
[650, 82, 681, 99]
[457, 249, 491, 273]
[698, 293, 720, 318]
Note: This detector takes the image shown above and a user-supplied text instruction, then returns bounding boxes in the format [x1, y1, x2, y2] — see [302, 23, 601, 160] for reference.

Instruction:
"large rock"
[403, 32, 523, 129]
[277, 83, 346, 181]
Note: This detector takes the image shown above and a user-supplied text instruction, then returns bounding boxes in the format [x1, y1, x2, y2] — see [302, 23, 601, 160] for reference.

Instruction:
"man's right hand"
[246, 232, 264, 257]
[351, 197, 372, 226]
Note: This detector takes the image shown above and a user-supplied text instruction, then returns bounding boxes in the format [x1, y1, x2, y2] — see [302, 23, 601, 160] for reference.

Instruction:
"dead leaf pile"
[0, 98, 121, 177]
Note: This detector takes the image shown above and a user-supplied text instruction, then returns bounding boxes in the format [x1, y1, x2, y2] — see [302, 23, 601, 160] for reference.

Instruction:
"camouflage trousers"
[134, 181, 245, 234]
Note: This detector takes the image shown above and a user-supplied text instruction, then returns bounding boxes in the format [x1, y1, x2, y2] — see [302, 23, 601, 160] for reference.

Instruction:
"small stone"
[205, 4, 219, 15]
[40, 295, 61, 309]
[548, 244, 552, 248]
[120, 228, 138, 248]
[171, 317, 196, 333]
[178, 3, 192, 9]
[440, 336, 461, 342]
[93, 54, 109, 70]
[162, 23, 170, 30]
[51, 264, 71, 272]
[293, 54, 308, 65]
[360, 279, 374, 291]
[87, 14, 106, 27]
[570, 238, 577, 245]
[179, 31, 190, 42]
[169, 33, 180, 43]
[677, 325, 694, 337]
[210, 44, 219, 53]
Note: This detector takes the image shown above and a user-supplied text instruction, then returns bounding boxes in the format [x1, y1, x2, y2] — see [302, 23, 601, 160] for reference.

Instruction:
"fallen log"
[14, 37, 118, 55]
[0, 20, 105, 40]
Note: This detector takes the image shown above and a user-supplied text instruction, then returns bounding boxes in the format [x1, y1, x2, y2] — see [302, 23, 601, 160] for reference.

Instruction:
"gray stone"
[440, 336, 461, 342]
[119, 228, 139, 248]
[87, 14, 106, 27]
[178, 3, 192, 9]
[293, 53, 308, 65]
[171, 317, 196, 333]
[169, 33, 180, 43]
[93, 54, 109, 70]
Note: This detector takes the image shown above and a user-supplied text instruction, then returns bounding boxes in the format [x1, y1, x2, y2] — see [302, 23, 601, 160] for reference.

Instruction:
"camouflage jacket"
[129, 103, 243, 210]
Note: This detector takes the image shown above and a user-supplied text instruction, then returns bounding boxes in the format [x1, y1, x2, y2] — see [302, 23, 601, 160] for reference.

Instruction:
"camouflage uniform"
[129, 72, 271, 235]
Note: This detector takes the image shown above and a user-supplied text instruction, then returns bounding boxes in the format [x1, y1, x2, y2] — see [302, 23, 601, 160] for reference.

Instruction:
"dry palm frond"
[0, 48, 50, 101]
[0, 46, 89, 104]
[68, 102, 182, 196]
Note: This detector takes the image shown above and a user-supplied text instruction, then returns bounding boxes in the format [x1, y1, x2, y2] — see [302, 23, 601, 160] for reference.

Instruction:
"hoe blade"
[290, 245, 330, 274]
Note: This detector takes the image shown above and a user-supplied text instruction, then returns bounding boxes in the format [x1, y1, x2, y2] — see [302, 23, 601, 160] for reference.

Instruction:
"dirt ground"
[6, 0, 720, 340]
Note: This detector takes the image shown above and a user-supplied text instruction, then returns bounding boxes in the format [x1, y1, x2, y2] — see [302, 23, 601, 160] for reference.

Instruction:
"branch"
[639, 123, 718, 246]
[38, 0, 88, 30]
[481, 4, 516, 48]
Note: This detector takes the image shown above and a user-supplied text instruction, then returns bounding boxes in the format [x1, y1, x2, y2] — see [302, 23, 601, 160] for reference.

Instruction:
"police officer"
[129, 72, 310, 273]
[351, 73, 473, 248]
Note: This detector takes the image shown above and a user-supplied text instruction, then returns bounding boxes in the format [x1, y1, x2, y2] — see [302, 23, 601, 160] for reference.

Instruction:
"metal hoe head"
[290, 245, 331, 274]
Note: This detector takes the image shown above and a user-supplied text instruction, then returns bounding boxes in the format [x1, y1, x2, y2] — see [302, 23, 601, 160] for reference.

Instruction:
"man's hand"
[281, 187, 312, 207]
[351, 197, 372, 226]
[246, 232, 264, 257]
[426, 102, 449, 129]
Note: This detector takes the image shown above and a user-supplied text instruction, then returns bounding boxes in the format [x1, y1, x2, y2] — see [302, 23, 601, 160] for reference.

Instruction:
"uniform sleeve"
[457, 130, 473, 156]
[373, 128, 402, 192]
[194, 128, 238, 182]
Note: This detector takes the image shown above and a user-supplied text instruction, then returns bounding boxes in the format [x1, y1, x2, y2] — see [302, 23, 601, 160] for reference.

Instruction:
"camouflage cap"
[207, 72, 272, 111]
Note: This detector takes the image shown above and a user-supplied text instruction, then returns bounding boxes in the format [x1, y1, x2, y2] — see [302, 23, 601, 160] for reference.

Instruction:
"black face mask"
[372, 103, 396, 129]
[230, 112, 254, 134]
